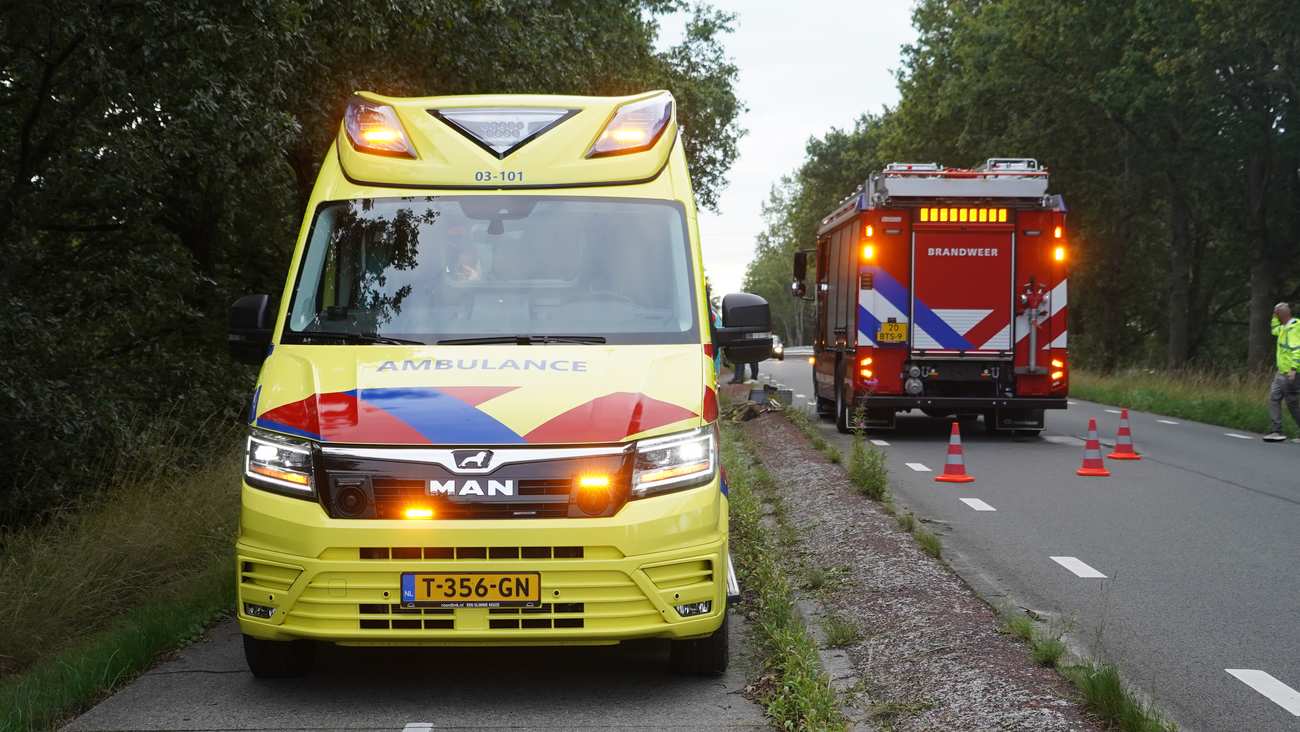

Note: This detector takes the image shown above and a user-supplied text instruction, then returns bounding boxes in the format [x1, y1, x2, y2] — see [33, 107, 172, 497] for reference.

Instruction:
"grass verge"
[722, 420, 846, 731]
[1064, 662, 1177, 732]
[0, 436, 241, 730]
[1073, 368, 1292, 437]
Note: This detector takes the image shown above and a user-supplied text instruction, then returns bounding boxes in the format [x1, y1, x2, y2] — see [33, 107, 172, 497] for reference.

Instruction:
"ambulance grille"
[357, 604, 455, 630]
[357, 546, 592, 560]
[240, 561, 301, 593]
[371, 478, 572, 519]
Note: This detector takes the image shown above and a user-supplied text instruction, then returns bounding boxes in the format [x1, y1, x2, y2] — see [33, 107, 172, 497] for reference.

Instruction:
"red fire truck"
[791, 159, 1068, 434]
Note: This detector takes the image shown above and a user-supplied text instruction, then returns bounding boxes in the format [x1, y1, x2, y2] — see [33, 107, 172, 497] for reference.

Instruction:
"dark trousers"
[1269, 372, 1300, 432]
[728, 362, 758, 383]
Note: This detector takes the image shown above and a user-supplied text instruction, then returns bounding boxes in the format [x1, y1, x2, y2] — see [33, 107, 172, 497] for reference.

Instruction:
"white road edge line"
[1225, 433, 1253, 440]
[1104, 408, 1121, 414]
[1226, 669, 1300, 716]
[959, 498, 996, 511]
[870, 438, 890, 446]
[1067, 400, 1078, 405]
[806, 401, 816, 407]
[1157, 419, 1179, 425]
[1050, 556, 1107, 579]
[905, 462, 931, 472]
[795, 393, 806, 398]
[403, 724, 434, 732]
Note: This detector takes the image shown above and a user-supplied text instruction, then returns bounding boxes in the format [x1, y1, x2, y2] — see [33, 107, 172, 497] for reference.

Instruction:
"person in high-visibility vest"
[1264, 301, 1300, 442]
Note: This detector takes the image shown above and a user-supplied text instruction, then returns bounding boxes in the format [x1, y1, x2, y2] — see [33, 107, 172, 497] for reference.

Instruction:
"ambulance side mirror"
[229, 294, 274, 366]
[716, 292, 774, 363]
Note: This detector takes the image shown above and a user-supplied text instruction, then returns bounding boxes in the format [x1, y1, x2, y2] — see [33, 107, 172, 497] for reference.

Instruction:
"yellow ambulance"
[227, 91, 772, 676]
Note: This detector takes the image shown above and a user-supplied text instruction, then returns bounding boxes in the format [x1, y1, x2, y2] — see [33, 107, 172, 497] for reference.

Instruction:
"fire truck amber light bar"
[919, 207, 1008, 224]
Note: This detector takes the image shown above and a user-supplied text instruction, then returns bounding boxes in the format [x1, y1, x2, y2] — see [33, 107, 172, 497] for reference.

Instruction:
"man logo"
[453, 449, 493, 470]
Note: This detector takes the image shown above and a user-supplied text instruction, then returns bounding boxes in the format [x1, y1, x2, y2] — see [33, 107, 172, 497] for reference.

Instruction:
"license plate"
[400, 572, 541, 608]
[877, 322, 907, 343]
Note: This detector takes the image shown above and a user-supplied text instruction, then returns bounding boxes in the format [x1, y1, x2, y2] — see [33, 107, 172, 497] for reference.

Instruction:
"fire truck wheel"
[670, 611, 730, 674]
[835, 385, 852, 434]
[242, 634, 315, 678]
[816, 396, 835, 419]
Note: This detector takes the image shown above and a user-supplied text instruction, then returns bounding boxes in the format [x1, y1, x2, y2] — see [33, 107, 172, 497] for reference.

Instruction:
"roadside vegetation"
[0, 438, 240, 731]
[1073, 368, 1292, 437]
[721, 421, 846, 731]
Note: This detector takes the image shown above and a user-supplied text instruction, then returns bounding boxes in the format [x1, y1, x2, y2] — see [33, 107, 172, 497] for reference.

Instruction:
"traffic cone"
[1107, 409, 1142, 460]
[935, 421, 975, 483]
[1076, 418, 1111, 476]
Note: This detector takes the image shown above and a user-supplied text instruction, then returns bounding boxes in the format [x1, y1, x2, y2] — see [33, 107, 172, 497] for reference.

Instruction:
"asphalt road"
[760, 348, 1300, 732]
[64, 619, 764, 731]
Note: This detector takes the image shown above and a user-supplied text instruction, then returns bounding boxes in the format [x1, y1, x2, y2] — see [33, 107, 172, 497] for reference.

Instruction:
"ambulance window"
[283, 196, 699, 345]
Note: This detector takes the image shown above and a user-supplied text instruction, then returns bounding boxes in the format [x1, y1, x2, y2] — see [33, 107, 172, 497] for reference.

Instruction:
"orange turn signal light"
[403, 506, 434, 520]
[862, 244, 875, 260]
[808, 356, 816, 365]
[860, 368, 873, 378]
[1054, 245, 1066, 262]
[1051, 359, 1064, 368]
[860, 356, 873, 365]
[1050, 370, 1065, 380]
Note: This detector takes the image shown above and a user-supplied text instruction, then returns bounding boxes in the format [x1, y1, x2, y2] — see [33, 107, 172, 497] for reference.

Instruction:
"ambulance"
[792, 160, 1068, 434]
[227, 91, 771, 677]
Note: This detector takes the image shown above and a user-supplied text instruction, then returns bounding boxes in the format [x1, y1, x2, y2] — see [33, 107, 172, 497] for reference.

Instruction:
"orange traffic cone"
[1076, 418, 1111, 476]
[935, 421, 975, 483]
[1107, 408, 1142, 460]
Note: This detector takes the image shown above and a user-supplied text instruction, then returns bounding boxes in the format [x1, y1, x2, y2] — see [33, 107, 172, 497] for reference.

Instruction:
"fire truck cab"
[791, 159, 1069, 434]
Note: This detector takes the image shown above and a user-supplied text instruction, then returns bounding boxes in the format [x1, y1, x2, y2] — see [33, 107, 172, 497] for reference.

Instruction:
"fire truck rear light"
[1054, 245, 1066, 262]
[865, 225, 874, 237]
[860, 369, 873, 378]
[862, 244, 875, 260]
[860, 356, 873, 365]
[919, 207, 1008, 224]
[808, 356, 815, 365]
[1051, 370, 1065, 380]
[1054, 225, 1063, 238]
[1051, 359, 1064, 368]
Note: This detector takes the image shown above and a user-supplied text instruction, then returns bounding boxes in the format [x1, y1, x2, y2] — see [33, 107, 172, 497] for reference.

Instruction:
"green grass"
[1031, 636, 1067, 668]
[913, 528, 942, 559]
[821, 614, 860, 649]
[1073, 368, 1293, 437]
[804, 566, 829, 591]
[721, 421, 846, 731]
[848, 435, 889, 502]
[895, 512, 916, 533]
[0, 435, 241, 730]
[785, 409, 845, 464]
[1000, 614, 1035, 642]
[1064, 663, 1178, 732]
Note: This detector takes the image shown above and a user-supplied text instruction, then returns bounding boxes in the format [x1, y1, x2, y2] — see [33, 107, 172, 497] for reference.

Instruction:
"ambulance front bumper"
[235, 479, 728, 646]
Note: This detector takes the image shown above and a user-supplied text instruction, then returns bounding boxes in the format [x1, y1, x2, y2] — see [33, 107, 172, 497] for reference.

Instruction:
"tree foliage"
[0, 0, 743, 526]
[746, 0, 1300, 374]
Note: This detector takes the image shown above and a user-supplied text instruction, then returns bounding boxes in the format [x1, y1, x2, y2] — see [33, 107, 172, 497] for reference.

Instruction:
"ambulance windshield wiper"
[437, 335, 607, 345]
[298, 332, 427, 346]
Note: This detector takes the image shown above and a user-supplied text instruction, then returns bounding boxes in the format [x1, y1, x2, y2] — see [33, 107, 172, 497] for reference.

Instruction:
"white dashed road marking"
[1225, 433, 1253, 440]
[806, 401, 816, 407]
[905, 462, 931, 472]
[403, 724, 434, 732]
[870, 438, 890, 446]
[796, 393, 806, 398]
[959, 498, 996, 511]
[1157, 419, 1179, 425]
[1226, 669, 1300, 716]
[1104, 408, 1121, 414]
[1068, 400, 1078, 405]
[1050, 556, 1107, 579]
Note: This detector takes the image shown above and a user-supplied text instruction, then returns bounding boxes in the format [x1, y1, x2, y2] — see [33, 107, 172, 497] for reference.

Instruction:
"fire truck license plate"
[877, 322, 907, 343]
[400, 572, 541, 608]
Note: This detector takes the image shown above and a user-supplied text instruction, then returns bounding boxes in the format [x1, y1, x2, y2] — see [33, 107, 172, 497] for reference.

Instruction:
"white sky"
[660, 1, 918, 295]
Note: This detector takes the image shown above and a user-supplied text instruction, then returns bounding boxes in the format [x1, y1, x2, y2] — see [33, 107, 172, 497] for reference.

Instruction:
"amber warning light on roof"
[919, 207, 1008, 223]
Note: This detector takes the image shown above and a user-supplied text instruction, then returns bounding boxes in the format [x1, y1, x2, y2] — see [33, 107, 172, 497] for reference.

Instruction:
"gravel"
[741, 412, 1102, 731]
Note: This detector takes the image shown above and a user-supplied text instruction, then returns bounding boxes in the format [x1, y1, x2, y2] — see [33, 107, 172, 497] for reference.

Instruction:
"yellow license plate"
[877, 322, 908, 343]
[401, 572, 541, 608]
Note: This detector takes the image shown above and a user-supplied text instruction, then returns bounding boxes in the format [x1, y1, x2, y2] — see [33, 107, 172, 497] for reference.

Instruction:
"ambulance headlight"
[631, 424, 717, 498]
[587, 92, 673, 158]
[245, 428, 315, 497]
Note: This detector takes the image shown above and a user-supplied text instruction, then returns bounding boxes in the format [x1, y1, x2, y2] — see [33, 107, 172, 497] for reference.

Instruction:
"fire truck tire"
[816, 396, 835, 418]
[670, 611, 730, 674]
[242, 634, 315, 678]
[835, 383, 852, 434]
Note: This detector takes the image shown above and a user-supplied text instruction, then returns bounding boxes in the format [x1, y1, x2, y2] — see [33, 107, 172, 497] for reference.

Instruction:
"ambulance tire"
[670, 611, 730, 674]
[242, 634, 315, 678]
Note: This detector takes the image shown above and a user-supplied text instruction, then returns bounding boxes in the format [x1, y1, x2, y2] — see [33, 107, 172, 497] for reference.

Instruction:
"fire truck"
[791, 159, 1068, 434]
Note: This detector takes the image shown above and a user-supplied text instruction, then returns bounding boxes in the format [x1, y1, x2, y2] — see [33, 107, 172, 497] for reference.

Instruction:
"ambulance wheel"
[243, 634, 314, 678]
[670, 611, 729, 674]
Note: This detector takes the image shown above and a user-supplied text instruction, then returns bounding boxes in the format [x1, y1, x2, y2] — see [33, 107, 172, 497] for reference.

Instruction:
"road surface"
[759, 348, 1300, 732]
[64, 619, 764, 731]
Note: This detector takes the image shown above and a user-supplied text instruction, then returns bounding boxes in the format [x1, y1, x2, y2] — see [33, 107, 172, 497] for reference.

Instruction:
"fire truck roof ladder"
[868, 157, 1049, 203]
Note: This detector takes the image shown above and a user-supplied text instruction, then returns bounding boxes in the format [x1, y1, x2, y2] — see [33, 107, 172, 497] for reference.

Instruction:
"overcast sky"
[660, 2, 918, 295]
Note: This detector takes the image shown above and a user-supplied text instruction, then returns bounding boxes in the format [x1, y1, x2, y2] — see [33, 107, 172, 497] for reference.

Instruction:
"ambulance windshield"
[283, 196, 698, 345]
